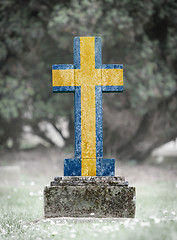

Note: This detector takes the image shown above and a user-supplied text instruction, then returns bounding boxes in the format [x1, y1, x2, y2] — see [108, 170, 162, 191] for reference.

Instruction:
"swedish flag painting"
[52, 37, 123, 176]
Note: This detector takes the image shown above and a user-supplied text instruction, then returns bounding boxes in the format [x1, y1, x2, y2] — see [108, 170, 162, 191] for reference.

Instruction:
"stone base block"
[44, 176, 136, 218]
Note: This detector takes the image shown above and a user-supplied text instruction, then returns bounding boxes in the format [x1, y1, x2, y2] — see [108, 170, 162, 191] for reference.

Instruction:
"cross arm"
[52, 64, 74, 92]
[101, 64, 123, 92]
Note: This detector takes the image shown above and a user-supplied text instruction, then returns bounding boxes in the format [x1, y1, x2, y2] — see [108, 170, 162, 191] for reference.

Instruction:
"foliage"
[0, 0, 176, 159]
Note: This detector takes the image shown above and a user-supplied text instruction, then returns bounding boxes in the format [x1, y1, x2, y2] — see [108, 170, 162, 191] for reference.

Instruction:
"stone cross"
[52, 37, 123, 176]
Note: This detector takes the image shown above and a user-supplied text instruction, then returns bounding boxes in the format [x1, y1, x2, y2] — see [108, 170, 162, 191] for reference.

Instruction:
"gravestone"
[44, 37, 136, 218]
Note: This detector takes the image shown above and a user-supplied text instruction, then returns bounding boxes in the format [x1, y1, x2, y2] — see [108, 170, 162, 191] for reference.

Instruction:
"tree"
[0, 0, 176, 161]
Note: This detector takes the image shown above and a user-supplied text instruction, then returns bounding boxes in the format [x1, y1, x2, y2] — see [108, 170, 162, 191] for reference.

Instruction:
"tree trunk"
[103, 90, 177, 161]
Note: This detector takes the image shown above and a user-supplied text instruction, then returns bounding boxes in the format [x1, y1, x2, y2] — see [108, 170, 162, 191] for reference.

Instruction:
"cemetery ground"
[0, 147, 177, 240]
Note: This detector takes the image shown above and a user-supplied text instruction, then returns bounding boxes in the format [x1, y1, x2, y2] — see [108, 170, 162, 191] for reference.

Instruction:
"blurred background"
[0, 0, 177, 164]
[1, 2, 177, 238]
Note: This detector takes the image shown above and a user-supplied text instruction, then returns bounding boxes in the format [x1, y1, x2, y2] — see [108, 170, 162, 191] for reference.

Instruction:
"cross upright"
[52, 37, 123, 176]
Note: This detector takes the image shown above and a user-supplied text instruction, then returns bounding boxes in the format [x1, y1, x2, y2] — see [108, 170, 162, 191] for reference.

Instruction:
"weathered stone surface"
[44, 176, 136, 218]
[51, 176, 128, 186]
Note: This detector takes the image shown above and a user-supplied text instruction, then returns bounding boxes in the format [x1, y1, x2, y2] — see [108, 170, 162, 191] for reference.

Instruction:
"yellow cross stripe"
[75, 37, 99, 176]
[80, 37, 95, 70]
[102, 69, 123, 86]
[52, 69, 74, 86]
[82, 159, 97, 176]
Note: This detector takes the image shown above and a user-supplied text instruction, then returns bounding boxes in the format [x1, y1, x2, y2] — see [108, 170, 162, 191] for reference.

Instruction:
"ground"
[0, 147, 177, 240]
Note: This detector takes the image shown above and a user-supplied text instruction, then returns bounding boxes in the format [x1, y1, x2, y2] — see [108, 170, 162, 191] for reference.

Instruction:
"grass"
[0, 179, 177, 240]
[0, 147, 177, 240]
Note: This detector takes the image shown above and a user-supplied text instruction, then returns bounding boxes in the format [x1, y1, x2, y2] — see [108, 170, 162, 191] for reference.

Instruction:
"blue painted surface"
[64, 158, 115, 176]
[102, 64, 123, 69]
[95, 86, 103, 158]
[64, 87, 82, 176]
[52, 64, 74, 70]
[53, 86, 75, 92]
[74, 86, 82, 159]
[64, 159, 81, 176]
[96, 158, 115, 176]
[95, 37, 102, 69]
[74, 37, 80, 69]
[102, 86, 124, 92]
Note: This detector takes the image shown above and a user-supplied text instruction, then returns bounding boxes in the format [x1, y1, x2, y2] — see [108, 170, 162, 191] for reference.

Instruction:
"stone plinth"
[44, 177, 136, 218]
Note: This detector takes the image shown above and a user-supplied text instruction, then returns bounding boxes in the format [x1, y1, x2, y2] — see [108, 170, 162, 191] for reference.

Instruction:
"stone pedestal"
[44, 176, 136, 218]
